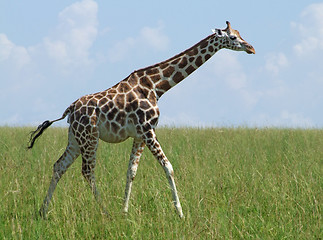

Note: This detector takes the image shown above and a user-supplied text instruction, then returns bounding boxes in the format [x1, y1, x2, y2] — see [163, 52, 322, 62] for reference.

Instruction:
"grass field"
[0, 127, 321, 239]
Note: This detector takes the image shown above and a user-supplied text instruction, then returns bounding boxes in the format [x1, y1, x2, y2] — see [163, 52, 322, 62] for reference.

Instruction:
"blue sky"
[1, 0, 322, 127]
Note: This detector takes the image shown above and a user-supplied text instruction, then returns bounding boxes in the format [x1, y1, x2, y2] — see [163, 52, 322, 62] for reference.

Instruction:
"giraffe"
[29, 21, 255, 219]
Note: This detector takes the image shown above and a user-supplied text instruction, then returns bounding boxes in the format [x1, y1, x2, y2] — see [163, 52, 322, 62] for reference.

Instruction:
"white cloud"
[43, 0, 98, 67]
[43, 38, 68, 64]
[211, 51, 247, 90]
[0, 34, 31, 69]
[252, 111, 314, 128]
[140, 22, 170, 51]
[208, 51, 260, 108]
[292, 3, 323, 56]
[108, 37, 136, 63]
[280, 110, 313, 127]
[159, 112, 209, 127]
[0, 113, 21, 126]
[0, 0, 98, 72]
[264, 52, 288, 75]
[293, 37, 318, 56]
[108, 22, 169, 62]
[0, 0, 100, 126]
[0, 34, 12, 61]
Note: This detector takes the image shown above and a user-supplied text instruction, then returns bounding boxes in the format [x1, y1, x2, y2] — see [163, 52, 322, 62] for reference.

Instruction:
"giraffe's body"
[29, 22, 255, 218]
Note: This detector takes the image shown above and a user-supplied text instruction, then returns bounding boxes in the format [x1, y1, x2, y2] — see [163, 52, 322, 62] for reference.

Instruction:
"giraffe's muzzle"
[246, 45, 256, 54]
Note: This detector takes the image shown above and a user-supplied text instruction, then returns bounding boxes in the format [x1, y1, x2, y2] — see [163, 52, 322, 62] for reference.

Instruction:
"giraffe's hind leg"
[80, 145, 100, 201]
[39, 128, 80, 218]
[143, 129, 184, 218]
[123, 139, 145, 213]
[78, 129, 107, 215]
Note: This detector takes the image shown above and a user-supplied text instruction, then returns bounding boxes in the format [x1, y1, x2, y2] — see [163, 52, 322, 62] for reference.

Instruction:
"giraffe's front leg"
[143, 130, 184, 218]
[123, 139, 145, 213]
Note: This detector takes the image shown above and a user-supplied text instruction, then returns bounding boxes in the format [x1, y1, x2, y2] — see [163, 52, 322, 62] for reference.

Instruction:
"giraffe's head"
[212, 21, 255, 54]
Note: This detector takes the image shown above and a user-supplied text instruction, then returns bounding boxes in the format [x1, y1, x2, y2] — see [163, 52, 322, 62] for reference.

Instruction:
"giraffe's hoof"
[39, 208, 47, 219]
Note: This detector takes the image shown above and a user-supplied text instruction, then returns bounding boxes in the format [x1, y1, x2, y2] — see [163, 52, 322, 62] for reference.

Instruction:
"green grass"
[0, 127, 321, 239]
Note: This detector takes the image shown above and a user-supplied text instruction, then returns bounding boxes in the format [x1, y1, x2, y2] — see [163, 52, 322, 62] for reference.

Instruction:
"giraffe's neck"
[131, 33, 222, 99]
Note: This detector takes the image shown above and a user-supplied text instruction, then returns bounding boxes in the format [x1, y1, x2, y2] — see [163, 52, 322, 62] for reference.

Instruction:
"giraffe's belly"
[98, 122, 137, 143]
[99, 133, 129, 143]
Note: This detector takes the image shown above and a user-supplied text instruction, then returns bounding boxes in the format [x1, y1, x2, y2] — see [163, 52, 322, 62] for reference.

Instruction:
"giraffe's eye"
[230, 36, 237, 40]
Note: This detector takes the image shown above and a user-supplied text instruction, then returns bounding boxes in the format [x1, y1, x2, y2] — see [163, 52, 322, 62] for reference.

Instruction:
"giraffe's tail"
[28, 107, 71, 149]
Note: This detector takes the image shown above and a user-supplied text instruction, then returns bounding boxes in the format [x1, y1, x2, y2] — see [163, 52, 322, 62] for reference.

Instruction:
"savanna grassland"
[0, 127, 321, 239]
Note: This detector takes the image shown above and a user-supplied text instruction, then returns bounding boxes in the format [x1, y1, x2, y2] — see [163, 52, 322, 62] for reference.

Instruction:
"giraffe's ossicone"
[29, 21, 255, 219]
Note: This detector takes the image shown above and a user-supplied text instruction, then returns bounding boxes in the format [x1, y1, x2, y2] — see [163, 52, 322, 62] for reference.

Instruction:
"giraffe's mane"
[132, 33, 215, 75]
